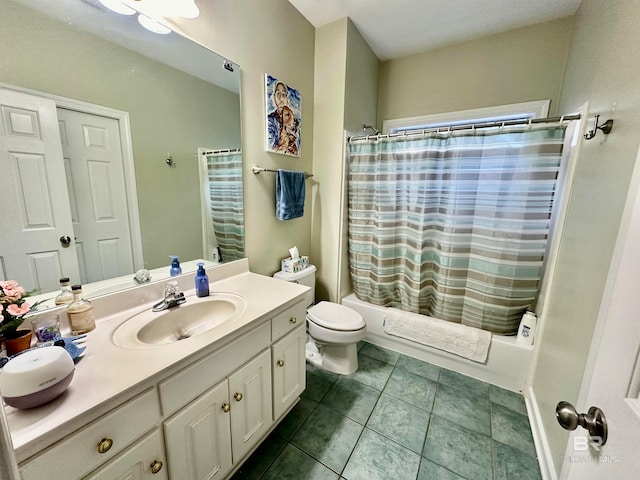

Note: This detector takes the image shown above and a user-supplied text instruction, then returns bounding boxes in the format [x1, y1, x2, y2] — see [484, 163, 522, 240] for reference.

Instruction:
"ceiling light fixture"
[99, 0, 200, 35]
[99, 0, 136, 15]
[137, 13, 172, 34]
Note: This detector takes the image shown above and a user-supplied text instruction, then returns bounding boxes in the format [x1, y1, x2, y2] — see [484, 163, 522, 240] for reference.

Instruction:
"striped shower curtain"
[347, 126, 567, 335]
[207, 151, 245, 262]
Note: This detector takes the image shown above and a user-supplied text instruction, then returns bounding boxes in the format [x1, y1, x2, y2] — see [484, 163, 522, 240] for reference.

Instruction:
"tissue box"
[281, 255, 309, 273]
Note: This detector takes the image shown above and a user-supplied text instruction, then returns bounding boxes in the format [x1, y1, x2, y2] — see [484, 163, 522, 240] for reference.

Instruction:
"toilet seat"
[307, 301, 365, 331]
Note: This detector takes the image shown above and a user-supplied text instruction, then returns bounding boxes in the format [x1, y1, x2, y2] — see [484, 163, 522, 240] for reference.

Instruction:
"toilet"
[273, 265, 366, 375]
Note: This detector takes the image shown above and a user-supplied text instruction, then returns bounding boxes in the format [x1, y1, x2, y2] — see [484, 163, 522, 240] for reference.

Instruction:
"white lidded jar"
[516, 310, 537, 345]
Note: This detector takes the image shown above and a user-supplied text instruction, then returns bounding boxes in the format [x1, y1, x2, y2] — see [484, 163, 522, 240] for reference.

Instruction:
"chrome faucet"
[152, 280, 186, 312]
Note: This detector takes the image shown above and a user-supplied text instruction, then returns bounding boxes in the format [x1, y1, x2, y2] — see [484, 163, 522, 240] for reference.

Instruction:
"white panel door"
[272, 325, 306, 420]
[562, 145, 640, 479]
[163, 380, 233, 480]
[228, 349, 273, 462]
[0, 87, 79, 291]
[57, 108, 134, 284]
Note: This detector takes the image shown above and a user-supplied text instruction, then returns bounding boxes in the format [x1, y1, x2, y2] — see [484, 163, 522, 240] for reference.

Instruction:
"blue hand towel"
[276, 169, 306, 220]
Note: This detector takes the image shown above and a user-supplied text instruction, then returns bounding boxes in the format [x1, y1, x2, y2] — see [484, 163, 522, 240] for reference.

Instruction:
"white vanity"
[6, 259, 309, 480]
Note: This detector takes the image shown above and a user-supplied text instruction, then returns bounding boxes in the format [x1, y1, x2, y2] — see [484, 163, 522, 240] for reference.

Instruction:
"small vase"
[5, 329, 33, 356]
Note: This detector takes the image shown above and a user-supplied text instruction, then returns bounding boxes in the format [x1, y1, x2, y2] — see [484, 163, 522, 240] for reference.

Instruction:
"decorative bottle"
[195, 262, 210, 297]
[67, 285, 96, 335]
[55, 277, 74, 305]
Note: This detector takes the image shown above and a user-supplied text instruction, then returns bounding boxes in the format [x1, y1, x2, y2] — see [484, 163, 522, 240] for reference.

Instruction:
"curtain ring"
[528, 118, 532, 130]
[559, 115, 565, 124]
[500, 121, 505, 131]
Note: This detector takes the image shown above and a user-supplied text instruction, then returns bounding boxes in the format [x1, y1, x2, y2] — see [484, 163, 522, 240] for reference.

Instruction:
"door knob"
[555, 401, 608, 446]
[59, 235, 72, 247]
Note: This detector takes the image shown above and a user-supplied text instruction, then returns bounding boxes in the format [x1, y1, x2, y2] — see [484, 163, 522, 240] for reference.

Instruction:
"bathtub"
[341, 293, 533, 392]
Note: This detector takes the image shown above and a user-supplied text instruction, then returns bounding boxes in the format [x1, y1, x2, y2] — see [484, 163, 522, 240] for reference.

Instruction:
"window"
[382, 100, 550, 133]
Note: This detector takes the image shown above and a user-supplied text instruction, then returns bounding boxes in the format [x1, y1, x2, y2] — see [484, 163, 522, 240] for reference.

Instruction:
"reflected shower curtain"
[207, 151, 245, 262]
[347, 127, 567, 334]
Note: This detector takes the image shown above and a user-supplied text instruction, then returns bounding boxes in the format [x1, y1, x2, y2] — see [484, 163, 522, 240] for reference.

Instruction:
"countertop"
[4, 259, 309, 462]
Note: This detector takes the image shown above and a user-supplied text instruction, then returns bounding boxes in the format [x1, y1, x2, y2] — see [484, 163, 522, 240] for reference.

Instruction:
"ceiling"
[288, 0, 582, 61]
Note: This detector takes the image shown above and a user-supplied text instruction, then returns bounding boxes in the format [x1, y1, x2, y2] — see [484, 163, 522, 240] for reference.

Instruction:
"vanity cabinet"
[272, 324, 306, 420]
[17, 295, 307, 480]
[163, 349, 273, 480]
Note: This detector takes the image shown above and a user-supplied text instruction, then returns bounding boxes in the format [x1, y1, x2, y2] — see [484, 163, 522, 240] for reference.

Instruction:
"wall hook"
[166, 153, 175, 167]
[584, 114, 614, 140]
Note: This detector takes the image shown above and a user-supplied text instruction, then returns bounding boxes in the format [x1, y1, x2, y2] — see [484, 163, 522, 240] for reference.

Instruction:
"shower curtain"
[206, 151, 245, 262]
[347, 126, 567, 335]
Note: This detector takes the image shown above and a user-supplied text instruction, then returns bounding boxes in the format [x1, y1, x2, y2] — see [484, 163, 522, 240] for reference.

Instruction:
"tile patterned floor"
[231, 342, 542, 480]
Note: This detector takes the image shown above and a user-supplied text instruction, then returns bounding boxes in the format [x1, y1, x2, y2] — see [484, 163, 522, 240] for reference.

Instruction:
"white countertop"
[4, 259, 308, 462]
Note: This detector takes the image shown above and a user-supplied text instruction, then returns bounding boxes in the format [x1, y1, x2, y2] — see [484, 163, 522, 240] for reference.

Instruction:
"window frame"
[382, 100, 550, 134]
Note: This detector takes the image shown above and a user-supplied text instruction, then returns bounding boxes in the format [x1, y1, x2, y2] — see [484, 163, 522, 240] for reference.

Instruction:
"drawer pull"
[290, 317, 297, 324]
[97, 438, 113, 454]
[277, 359, 285, 367]
[222, 402, 231, 413]
[150, 460, 164, 474]
[234, 392, 243, 402]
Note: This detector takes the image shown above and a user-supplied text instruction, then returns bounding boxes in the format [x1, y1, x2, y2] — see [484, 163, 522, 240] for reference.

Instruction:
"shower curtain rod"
[348, 114, 581, 142]
[200, 147, 242, 155]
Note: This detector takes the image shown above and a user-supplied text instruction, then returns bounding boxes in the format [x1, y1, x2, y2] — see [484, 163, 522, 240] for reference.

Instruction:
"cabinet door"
[228, 349, 273, 461]
[163, 380, 232, 480]
[84, 429, 167, 480]
[272, 324, 307, 420]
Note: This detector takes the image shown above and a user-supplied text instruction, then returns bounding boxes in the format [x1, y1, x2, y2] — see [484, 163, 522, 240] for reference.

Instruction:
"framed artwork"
[265, 74, 301, 157]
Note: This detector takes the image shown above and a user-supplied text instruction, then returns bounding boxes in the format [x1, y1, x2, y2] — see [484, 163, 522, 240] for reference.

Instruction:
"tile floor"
[231, 342, 542, 480]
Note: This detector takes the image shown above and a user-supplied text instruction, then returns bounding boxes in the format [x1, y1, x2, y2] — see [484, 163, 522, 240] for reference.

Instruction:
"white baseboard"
[526, 385, 558, 480]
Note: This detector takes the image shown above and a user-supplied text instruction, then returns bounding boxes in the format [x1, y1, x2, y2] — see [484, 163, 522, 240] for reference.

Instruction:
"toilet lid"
[307, 301, 365, 331]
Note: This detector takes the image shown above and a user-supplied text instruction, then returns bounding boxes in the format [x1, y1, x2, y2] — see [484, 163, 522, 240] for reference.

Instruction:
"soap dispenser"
[169, 256, 182, 277]
[195, 262, 210, 297]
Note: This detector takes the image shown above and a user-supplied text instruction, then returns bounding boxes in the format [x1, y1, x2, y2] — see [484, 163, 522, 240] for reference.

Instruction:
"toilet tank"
[273, 265, 316, 307]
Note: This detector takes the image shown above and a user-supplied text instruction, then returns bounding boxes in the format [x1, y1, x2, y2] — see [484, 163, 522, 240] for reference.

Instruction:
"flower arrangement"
[0, 280, 43, 337]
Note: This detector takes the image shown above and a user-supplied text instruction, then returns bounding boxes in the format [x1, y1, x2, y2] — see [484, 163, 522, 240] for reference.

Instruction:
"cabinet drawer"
[20, 388, 160, 480]
[159, 321, 270, 416]
[84, 429, 167, 480]
[271, 299, 307, 341]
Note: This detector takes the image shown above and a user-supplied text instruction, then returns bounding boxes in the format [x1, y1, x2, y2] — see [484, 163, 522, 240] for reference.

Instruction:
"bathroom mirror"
[0, 0, 243, 298]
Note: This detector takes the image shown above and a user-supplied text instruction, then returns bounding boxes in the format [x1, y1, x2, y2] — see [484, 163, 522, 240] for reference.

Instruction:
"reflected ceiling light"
[99, 0, 136, 15]
[137, 14, 172, 35]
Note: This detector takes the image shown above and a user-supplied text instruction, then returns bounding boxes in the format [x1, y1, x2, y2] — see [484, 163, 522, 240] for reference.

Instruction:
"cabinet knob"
[150, 460, 164, 474]
[97, 438, 113, 454]
[277, 359, 285, 367]
[290, 317, 297, 324]
[234, 392, 243, 402]
[222, 402, 231, 413]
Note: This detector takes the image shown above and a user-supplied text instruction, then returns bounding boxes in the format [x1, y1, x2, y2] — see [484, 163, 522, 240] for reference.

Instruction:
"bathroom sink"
[112, 293, 247, 348]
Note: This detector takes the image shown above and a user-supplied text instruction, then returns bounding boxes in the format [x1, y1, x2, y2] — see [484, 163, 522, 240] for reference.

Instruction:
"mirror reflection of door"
[0, 87, 80, 292]
[0, 87, 140, 291]
[57, 108, 135, 285]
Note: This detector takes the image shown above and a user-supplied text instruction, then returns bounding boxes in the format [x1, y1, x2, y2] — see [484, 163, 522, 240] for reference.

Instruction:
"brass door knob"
[290, 317, 297, 324]
[222, 402, 230, 413]
[97, 438, 113, 454]
[277, 359, 285, 367]
[234, 392, 243, 402]
[150, 460, 163, 474]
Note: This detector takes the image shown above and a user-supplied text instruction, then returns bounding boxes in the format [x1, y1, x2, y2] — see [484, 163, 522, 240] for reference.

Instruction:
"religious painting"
[265, 74, 301, 157]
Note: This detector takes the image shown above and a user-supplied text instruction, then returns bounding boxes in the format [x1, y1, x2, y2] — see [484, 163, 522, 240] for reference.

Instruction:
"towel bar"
[252, 165, 313, 179]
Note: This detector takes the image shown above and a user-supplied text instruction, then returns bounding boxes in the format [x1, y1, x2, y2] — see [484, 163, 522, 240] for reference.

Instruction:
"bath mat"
[384, 308, 491, 363]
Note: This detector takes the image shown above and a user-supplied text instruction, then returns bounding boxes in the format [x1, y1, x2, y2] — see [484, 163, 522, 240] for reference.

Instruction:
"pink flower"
[6, 303, 30, 317]
[0, 281, 25, 301]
